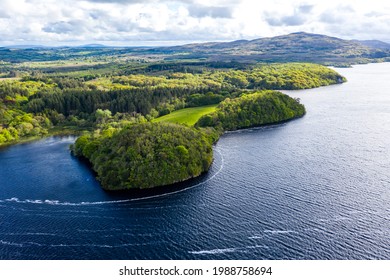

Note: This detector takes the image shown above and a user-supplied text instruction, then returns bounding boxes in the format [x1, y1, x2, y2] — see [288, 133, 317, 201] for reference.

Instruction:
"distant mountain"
[354, 40, 390, 50]
[1, 44, 111, 49]
[1, 32, 389, 65]
[158, 32, 390, 65]
[3, 45, 50, 49]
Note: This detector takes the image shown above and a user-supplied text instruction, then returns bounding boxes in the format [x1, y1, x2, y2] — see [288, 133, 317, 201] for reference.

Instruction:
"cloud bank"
[0, 0, 388, 46]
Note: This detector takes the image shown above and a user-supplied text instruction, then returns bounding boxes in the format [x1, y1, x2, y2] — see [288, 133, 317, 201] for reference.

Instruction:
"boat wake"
[0, 148, 224, 207]
[189, 245, 268, 255]
[0, 239, 158, 248]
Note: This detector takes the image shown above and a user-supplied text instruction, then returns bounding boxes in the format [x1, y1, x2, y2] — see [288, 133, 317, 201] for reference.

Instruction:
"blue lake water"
[0, 63, 389, 259]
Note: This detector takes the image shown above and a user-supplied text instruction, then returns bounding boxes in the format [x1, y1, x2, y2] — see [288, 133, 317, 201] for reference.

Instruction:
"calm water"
[1, 63, 389, 260]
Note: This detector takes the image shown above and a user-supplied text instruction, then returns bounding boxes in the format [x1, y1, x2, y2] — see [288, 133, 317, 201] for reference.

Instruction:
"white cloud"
[0, 0, 389, 46]
[188, 4, 233, 18]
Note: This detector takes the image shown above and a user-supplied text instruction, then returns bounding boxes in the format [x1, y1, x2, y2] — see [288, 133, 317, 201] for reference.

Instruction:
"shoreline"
[0, 126, 89, 149]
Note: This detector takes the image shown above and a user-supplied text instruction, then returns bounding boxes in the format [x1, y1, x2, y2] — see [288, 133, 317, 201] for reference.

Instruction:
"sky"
[0, 0, 389, 46]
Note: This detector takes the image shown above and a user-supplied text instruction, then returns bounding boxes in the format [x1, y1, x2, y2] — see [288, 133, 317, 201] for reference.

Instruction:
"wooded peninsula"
[0, 48, 346, 189]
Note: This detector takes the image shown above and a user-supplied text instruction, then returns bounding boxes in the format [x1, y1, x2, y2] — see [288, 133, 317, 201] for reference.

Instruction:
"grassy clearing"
[152, 104, 218, 126]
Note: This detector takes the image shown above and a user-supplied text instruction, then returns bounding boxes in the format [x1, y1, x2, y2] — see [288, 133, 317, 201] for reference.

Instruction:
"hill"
[159, 32, 390, 65]
[353, 40, 390, 50]
[1, 33, 389, 65]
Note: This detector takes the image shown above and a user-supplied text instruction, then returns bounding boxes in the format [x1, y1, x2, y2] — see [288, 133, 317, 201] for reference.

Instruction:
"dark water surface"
[1, 63, 389, 259]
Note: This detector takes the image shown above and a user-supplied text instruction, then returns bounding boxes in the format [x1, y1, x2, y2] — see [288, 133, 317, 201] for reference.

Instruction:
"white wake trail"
[1, 148, 224, 207]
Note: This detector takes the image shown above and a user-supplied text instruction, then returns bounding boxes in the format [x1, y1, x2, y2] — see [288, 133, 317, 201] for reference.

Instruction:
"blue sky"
[0, 0, 389, 46]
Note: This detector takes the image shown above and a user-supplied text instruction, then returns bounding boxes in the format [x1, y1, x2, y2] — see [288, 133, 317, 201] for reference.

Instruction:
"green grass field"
[152, 104, 218, 126]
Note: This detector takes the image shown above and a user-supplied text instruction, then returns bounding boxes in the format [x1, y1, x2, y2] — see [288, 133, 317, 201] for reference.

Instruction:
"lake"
[0, 63, 389, 259]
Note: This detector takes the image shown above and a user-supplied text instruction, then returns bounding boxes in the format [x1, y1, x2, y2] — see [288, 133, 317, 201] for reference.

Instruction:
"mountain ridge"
[353, 39, 390, 50]
[157, 32, 390, 65]
[1, 32, 389, 65]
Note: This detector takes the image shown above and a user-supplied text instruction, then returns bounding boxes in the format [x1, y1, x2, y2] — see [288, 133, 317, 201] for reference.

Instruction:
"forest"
[0, 62, 344, 146]
[71, 122, 215, 190]
[0, 58, 344, 190]
[71, 89, 304, 190]
[196, 91, 306, 131]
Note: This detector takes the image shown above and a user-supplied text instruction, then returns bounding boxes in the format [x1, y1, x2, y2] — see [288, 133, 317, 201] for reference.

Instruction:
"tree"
[95, 109, 112, 124]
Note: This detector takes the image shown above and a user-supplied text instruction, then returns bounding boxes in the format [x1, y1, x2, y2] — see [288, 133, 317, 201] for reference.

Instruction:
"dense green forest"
[71, 123, 214, 190]
[0, 59, 340, 190]
[196, 91, 306, 130]
[0, 63, 343, 146]
[71, 89, 304, 190]
[0, 80, 53, 143]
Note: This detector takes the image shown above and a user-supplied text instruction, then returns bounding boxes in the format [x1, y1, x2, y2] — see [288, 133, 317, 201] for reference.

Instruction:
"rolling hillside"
[159, 32, 390, 65]
[1, 32, 389, 65]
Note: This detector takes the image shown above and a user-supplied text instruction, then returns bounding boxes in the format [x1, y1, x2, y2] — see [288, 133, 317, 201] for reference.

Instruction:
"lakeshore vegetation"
[196, 91, 306, 131]
[72, 123, 215, 190]
[1, 63, 343, 146]
[1, 59, 340, 189]
[71, 90, 305, 189]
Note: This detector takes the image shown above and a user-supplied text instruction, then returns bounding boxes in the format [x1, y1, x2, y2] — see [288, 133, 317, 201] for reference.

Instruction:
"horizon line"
[1, 32, 390, 49]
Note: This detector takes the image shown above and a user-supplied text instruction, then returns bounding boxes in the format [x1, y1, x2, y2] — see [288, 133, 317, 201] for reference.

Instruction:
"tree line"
[196, 90, 306, 130]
